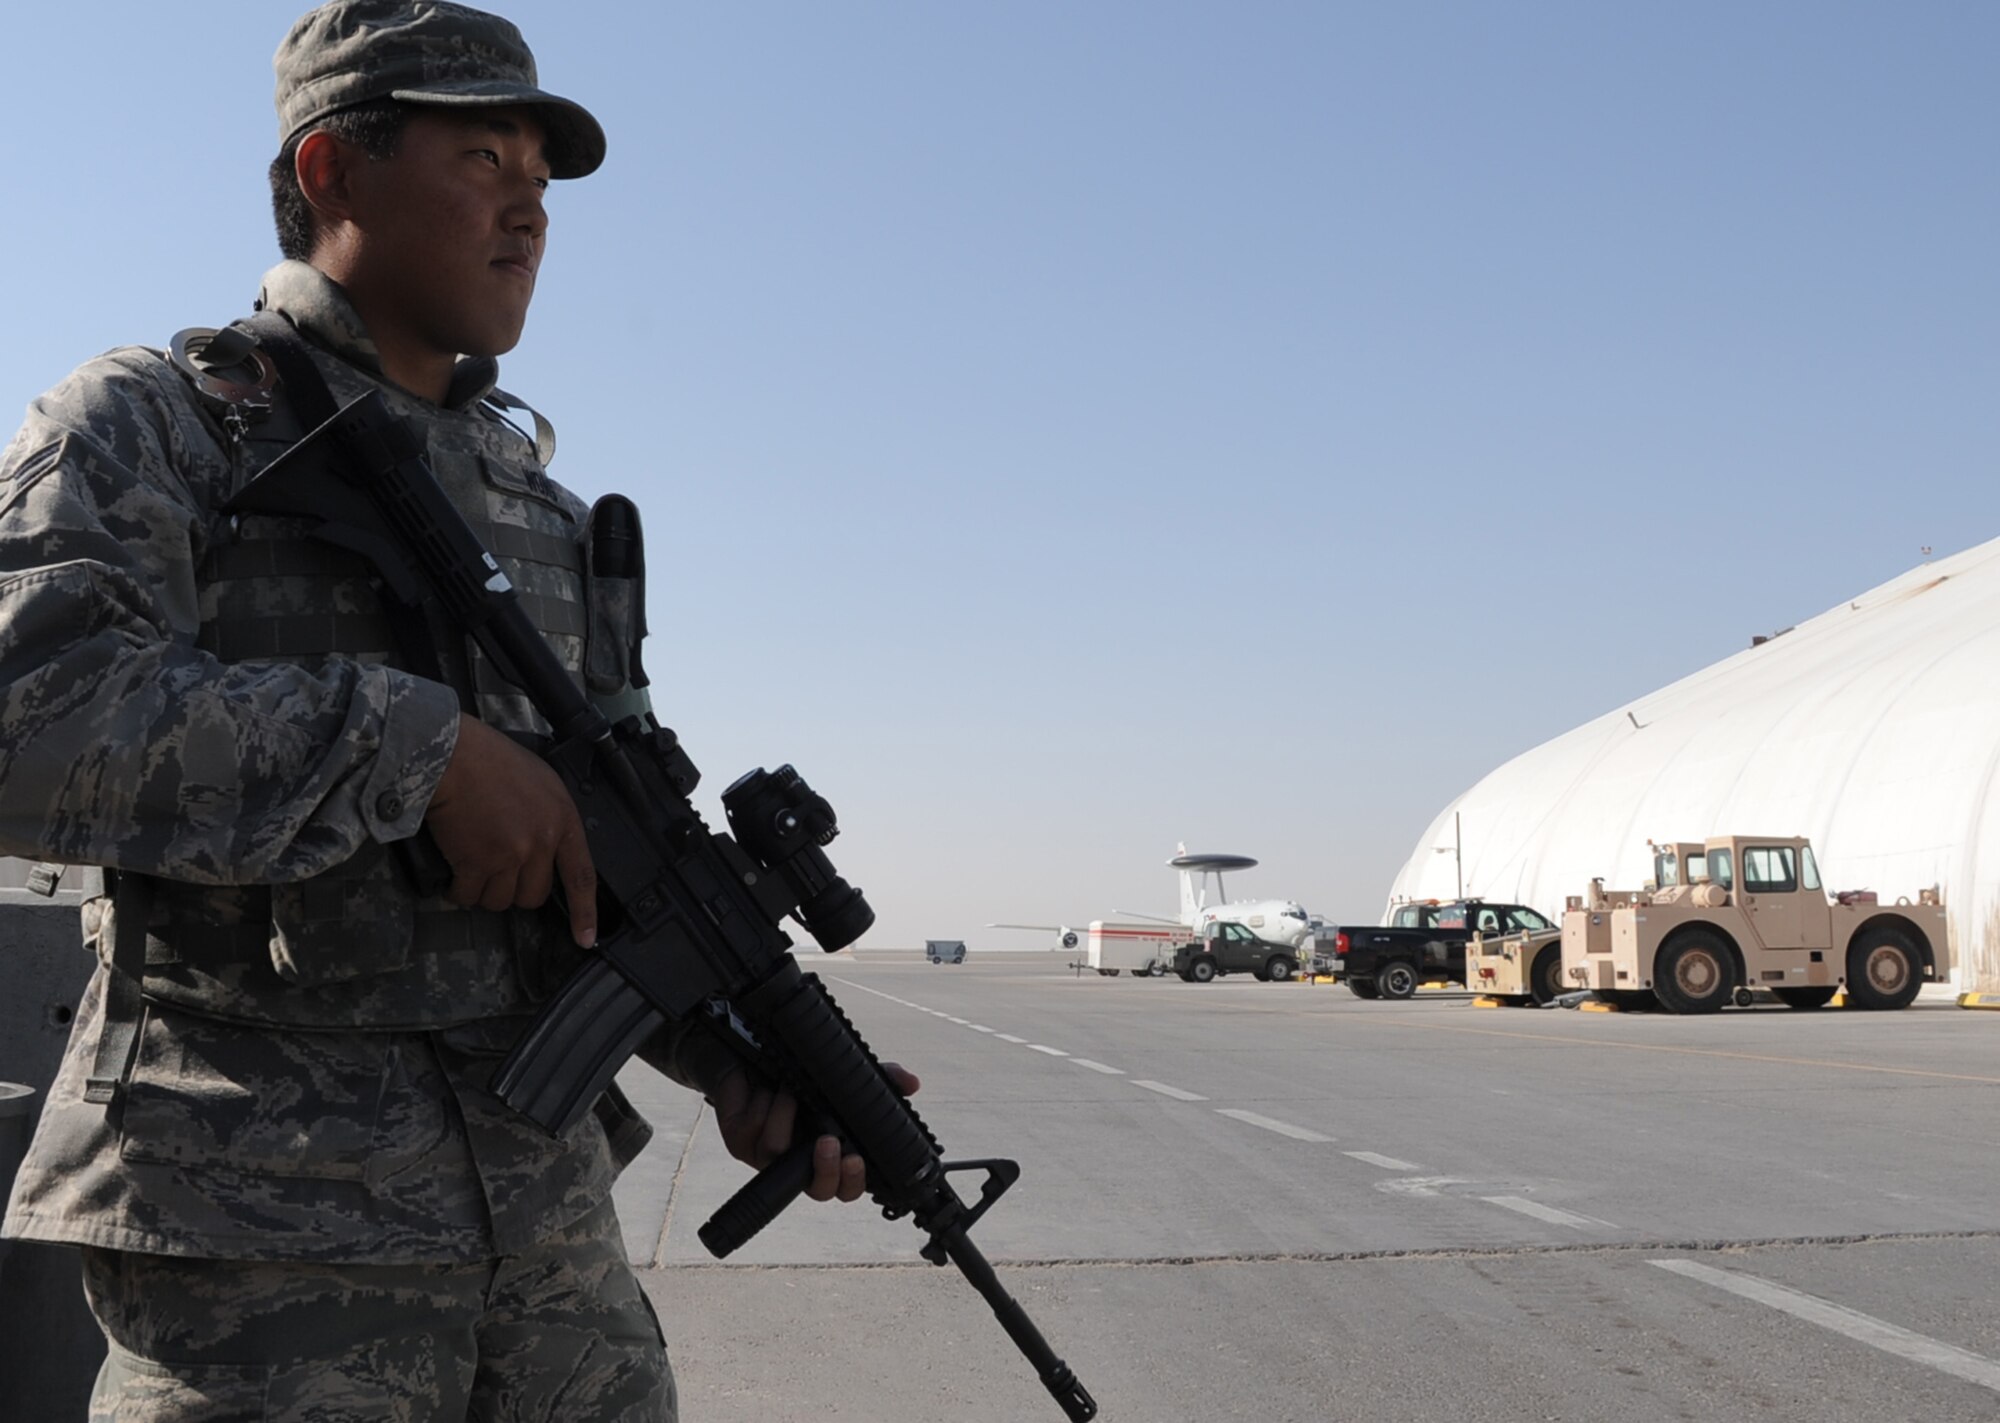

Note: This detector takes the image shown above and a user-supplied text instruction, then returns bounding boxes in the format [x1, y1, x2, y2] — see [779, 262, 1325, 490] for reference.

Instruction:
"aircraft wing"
[989, 922, 1082, 949]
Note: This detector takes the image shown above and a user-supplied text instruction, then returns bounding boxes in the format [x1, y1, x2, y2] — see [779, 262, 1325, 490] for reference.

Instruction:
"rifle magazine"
[494, 955, 666, 1134]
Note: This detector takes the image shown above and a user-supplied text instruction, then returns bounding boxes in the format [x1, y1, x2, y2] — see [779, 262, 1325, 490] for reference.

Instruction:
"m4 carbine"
[230, 391, 1097, 1423]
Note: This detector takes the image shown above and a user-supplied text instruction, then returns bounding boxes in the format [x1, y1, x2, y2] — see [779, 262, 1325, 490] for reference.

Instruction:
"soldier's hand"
[423, 714, 598, 947]
[710, 1062, 922, 1204]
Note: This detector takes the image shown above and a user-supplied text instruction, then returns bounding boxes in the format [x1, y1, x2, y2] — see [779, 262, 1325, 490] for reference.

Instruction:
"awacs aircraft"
[992, 848, 1313, 950]
[1124, 848, 1314, 947]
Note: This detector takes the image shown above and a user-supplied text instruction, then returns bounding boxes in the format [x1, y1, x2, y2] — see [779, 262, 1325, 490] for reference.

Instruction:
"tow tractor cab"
[1647, 841, 1709, 895]
[1561, 835, 1950, 1013]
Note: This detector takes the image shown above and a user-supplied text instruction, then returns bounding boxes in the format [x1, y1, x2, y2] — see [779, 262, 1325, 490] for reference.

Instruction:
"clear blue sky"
[5, 3, 1996, 945]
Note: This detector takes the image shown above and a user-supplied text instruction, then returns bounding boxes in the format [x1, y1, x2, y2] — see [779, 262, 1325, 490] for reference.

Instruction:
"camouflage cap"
[274, 0, 605, 178]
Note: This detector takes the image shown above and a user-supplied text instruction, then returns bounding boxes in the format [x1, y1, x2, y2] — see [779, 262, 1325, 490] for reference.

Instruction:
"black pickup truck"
[1171, 921, 1305, 983]
[1332, 900, 1554, 1000]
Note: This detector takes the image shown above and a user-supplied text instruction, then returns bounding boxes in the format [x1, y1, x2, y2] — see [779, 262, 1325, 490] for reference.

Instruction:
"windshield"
[1655, 852, 1681, 888]
[1744, 846, 1798, 894]
[1706, 847, 1733, 890]
[1801, 845, 1822, 892]
[1509, 908, 1550, 931]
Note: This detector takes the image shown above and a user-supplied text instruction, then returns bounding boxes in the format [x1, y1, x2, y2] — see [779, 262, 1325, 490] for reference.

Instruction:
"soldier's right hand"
[423, 714, 599, 947]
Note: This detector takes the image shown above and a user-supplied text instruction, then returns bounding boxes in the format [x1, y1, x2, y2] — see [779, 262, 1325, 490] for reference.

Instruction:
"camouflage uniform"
[0, 7, 717, 1417]
[81, 1199, 673, 1422]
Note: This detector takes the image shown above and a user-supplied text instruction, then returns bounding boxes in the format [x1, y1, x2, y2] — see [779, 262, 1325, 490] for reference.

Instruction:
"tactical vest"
[107, 320, 642, 1032]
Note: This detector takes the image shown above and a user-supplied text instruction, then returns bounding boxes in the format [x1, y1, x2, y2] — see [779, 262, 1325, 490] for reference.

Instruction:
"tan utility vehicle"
[1471, 857, 1697, 1005]
[1561, 836, 1948, 1013]
[1465, 925, 1566, 1005]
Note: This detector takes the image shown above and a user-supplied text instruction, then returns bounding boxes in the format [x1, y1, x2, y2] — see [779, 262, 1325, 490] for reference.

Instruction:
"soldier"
[0, 3, 911, 1418]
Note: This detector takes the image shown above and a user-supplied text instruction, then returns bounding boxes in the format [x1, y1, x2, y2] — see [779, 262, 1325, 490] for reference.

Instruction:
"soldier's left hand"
[710, 1063, 921, 1203]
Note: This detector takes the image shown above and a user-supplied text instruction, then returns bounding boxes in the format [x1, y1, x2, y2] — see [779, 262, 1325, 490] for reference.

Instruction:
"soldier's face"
[348, 106, 552, 360]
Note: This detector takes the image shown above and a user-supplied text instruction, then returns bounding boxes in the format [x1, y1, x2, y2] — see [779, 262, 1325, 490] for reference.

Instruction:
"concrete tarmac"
[614, 956, 2000, 1422]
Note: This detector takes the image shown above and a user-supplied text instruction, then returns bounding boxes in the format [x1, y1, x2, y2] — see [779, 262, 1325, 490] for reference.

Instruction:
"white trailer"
[1086, 920, 1189, 977]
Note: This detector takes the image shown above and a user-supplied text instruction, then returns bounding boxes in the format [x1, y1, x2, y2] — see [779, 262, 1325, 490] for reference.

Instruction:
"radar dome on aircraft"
[1167, 852, 1259, 872]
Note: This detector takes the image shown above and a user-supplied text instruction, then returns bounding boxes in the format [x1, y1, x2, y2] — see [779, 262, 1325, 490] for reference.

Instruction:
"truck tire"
[1265, 956, 1296, 983]
[1347, 978, 1380, 1000]
[1652, 930, 1732, 1014]
[1847, 927, 1922, 1010]
[1377, 961, 1419, 1000]
[1188, 956, 1219, 984]
[1773, 986, 1837, 1010]
[1529, 944, 1563, 1006]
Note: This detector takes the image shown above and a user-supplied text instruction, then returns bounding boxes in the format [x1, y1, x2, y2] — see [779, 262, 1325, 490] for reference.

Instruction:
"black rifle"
[230, 391, 1097, 1422]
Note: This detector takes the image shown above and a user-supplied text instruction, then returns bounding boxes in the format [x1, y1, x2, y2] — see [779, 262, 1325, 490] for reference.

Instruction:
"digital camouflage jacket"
[0, 262, 725, 1263]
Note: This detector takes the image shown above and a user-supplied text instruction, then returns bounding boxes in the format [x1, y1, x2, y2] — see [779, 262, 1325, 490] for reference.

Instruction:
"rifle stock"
[229, 391, 1098, 1422]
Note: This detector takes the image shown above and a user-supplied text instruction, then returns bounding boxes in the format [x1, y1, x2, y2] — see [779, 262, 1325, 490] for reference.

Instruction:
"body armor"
[112, 319, 619, 1031]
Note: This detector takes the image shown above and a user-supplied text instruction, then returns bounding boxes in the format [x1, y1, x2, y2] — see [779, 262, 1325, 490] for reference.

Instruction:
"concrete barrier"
[0, 1083, 31, 1267]
[0, 880, 104, 1419]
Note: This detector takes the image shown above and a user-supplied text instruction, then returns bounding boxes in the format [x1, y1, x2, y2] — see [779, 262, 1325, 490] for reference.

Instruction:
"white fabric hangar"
[1386, 538, 2000, 992]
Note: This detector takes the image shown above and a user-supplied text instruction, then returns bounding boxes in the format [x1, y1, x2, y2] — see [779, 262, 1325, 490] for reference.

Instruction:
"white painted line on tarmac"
[1377, 1177, 1464, 1198]
[1481, 1196, 1619, 1230]
[968, 1025, 995, 1033]
[1027, 1044, 1070, 1057]
[995, 1034, 1028, 1044]
[943, 1016, 970, 1025]
[1345, 1151, 1419, 1171]
[1651, 1260, 2000, 1394]
[1071, 1059, 1125, 1075]
[1132, 1080, 1208, 1102]
[1217, 1109, 1333, 1143]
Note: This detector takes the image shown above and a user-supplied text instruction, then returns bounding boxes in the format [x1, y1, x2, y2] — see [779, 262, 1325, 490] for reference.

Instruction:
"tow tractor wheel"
[1529, 944, 1563, 1006]
[1188, 956, 1219, 984]
[1652, 931, 1733, 1014]
[1847, 927, 1922, 1011]
[1265, 956, 1296, 983]
[1376, 961, 1419, 1000]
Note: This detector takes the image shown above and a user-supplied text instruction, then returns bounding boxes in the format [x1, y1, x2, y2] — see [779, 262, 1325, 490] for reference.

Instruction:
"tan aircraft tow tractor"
[1465, 926, 1565, 1005]
[1463, 844, 1701, 1007]
[1561, 835, 1948, 1013]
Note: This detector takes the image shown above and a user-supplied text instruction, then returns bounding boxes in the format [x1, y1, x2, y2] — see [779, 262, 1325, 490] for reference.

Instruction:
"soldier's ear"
[295, 130, 362, 242]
